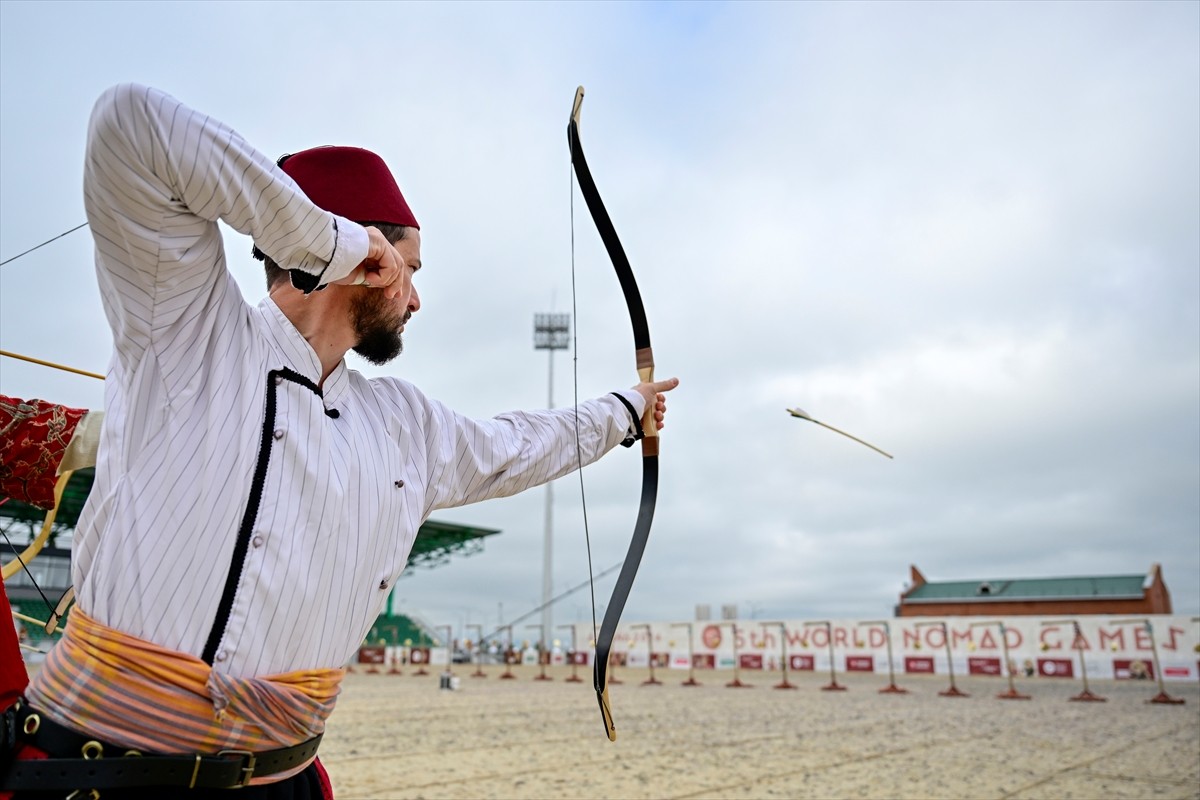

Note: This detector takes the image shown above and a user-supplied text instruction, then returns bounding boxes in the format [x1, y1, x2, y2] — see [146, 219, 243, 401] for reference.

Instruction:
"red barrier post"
[498, 625, 517, 679]
[671, 622, 701, 686]
[804, 620, 845, 691]
[915, 620, 967, 697]
[1111, 618, 1185, 705]
[467, 624, 487, 678]
[968, 620, 1029, 700]
[725, 621, 752, 687]
[1040, 619, 1104, 701]
[631, 623, 662, 685]
[862, 620, 907, 694]
[761, 621, 796, 689]
[526, 624, 553, 681]
[557, 624, 584, 682]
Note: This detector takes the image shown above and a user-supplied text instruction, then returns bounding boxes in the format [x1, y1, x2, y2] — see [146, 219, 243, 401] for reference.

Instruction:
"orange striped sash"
[24, 608, 344, 783]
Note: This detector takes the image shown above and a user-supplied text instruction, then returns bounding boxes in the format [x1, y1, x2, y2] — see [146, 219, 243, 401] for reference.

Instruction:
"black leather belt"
[1, 701, 322, 791]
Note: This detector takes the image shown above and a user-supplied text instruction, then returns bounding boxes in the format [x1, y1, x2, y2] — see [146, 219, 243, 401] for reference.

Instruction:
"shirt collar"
[258, 296, 351, 410]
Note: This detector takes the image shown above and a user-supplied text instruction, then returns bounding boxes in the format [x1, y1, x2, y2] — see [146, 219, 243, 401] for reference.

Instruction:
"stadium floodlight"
[786, 408, 893, 459]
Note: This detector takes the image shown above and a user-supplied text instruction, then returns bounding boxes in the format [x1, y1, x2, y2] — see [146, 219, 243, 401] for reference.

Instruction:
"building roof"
[903, 572, 1149, 604]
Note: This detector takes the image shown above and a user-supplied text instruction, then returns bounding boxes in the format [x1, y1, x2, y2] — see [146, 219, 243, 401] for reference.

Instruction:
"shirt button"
[274, 374, 284, 385]
[216, 650, 228, 662]
[252, 536, 264, 548]
[394, 480, 405, 488]
[379, 579, 389, 590]
[273, 429, 285, 440]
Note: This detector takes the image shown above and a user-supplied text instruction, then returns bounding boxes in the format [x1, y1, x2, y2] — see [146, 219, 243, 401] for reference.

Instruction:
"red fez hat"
[280, 146, 419, 230]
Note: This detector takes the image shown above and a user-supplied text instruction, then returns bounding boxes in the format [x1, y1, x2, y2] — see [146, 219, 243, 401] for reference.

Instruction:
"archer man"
[0, 83, 676, 799]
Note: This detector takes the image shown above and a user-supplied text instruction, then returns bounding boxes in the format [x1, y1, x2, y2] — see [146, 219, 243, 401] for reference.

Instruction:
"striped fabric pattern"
[24, 608, 343, 783]
[33, 83, 639, 685]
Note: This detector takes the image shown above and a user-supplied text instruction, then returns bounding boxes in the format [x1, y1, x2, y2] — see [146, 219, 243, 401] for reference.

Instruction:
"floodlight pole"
[534, 313, 570, 652]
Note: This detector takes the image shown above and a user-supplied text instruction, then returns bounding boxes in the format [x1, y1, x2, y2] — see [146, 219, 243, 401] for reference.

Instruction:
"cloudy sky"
[2, 1, 1197, 641]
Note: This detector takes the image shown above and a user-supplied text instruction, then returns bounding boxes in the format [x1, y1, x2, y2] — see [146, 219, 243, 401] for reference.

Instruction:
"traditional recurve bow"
[567, 86, 659, 741]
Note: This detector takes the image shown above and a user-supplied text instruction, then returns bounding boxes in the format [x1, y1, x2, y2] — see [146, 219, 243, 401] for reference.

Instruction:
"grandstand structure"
[2, 467, 499, 649]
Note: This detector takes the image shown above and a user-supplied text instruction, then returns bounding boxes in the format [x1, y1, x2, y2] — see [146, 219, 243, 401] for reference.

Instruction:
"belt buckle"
[217, 749, 257, 789]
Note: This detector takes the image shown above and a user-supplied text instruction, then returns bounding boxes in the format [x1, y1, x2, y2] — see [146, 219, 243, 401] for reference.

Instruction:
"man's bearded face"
[350, 289, 407, 365]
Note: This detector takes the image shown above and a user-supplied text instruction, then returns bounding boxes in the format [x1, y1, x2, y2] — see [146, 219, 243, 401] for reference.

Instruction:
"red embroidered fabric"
[1, 581, 28, 709]
[0, 395, 87, 510]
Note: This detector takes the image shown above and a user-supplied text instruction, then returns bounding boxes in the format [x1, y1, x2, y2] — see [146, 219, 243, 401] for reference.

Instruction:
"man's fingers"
[652, 377, 680, 394]
[363, 227, 405, 287]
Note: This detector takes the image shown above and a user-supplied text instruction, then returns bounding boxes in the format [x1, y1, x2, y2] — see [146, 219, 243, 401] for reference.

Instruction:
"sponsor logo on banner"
[409, 647, 430, 664]
[1113, 659, 1154, 680]
[693, 653, 716, 670]
[905, 656, 935, 674]
[357, 646, 386, 664]
[651, 652, 670, 668]
[1037, 658, 1074, 678]
[846, 656, 874, 672]
[789, 654, 815, 671]
[969, 657, 1002, 676]
[1163, 666, 1191, 679]
[701, 625, 722, 649]
[570, 651, 588, 666]
[739, 653, 763, 670]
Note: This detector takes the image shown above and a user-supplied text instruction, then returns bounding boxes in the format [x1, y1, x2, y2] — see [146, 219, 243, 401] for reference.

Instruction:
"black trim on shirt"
[610, 392, 644, 448]
[200, 368, 328, 665]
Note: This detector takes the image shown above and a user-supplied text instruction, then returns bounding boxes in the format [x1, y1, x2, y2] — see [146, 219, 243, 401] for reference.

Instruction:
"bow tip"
[571, 87, 586, 124]
[597, 686, 617, 742]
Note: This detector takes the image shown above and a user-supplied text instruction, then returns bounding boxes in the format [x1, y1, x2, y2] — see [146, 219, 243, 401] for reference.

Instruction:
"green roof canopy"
[905, 574, 1146, 603]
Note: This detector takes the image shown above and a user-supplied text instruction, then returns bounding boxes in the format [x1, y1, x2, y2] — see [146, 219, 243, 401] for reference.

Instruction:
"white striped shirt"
[62, 83, 640, 679]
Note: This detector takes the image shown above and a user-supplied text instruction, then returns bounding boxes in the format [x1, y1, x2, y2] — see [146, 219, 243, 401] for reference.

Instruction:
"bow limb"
[568, 86, 659, 742]
[2, 471, 74, 582]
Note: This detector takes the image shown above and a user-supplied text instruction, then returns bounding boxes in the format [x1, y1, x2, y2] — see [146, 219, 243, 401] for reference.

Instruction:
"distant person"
[1, 83, 676, 799]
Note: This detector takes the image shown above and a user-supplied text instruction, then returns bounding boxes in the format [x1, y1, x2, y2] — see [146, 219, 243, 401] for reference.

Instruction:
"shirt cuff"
[612, 389, 646, 419]
[322, 216, 370, 284]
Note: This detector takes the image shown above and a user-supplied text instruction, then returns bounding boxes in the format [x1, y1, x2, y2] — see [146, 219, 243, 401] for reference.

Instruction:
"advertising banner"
[846, 656, 875, 673]
[357, 645, 386, 664]
[569, 615, 1199, 682]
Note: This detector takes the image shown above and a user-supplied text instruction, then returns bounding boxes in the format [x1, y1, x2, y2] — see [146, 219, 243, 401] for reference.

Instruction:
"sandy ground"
[319, 664, 1200, 800]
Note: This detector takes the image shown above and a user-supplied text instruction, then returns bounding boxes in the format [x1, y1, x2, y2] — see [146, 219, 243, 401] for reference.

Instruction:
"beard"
[350, 290, 408, 365]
